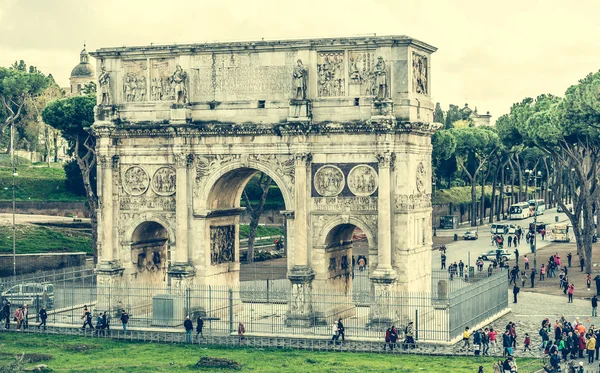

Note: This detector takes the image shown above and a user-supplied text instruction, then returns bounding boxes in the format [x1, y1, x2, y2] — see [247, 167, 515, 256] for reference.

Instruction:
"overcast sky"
[1, 0, 599, 122]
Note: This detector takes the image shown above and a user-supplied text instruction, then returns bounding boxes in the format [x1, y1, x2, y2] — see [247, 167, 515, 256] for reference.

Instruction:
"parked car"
[490, 224, 506, 235]
[463, 231, 479, 240]
[478, 249, 510, 261]
[1, 283, 54, 309]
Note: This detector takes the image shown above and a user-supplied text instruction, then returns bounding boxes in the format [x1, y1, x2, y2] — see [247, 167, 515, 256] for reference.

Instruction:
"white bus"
[547, 223, 570, 242]
[509, 202, 530, 220]
[528, 199, 545, 216]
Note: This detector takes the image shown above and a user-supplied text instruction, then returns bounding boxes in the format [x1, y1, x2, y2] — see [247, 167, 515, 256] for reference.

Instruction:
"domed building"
[69, 45, 95, 95]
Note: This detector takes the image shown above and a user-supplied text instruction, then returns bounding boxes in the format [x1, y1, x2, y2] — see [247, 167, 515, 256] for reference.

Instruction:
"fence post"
[35, 295, 40, 323]
[266, 279, 270, 303]
[415, 309, 419, 341]
[185, 287, 191, 317]
[229, 288, 233, 334]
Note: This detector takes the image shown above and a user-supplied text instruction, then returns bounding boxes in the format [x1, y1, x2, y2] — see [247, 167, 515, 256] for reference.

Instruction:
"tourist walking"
[337, 318, 345, 342]
[567, 252, 572, 267]
[482, 328, 490, 356]
[587, 334, 596, 364]
[120, 310, 129, 332]
[540, 264, 545, 281]
[593, 295, 598, 317]
[81, 305, 93, 330]
[523, 255, 529, 270]
[22, 304, 28, 329]
[473, 328, 481, 356]
[580, 255, 585, 272]
[588, 274, 592, 291]
[403, 321, 415, 349]
[462, 327, 471, 350]
[488, 264, 493, 277]
[386, 325, 398, 351]
[521, 271, 527, 288]
[523, 333, 531, 352]
[568, 283, 575, 303]
[502, 330, 512, 357]
[508, 235, 512, 247]
[513, 284, 520, 303]
[514, 248, 519, 263]
[238, 322, 245, 342]
[37, 306, 47, 330]
[2, 302, 10, 329]
[13, 307, 23, 330]
[196, 316, 204, 339]
[184, 316, 193, 343]
[539, 325, 549, 350]
[488, 328, 498, 353]
[459, 260, 465, 277]
[531, 268, 536, 287]
[331, 322, 339, 344]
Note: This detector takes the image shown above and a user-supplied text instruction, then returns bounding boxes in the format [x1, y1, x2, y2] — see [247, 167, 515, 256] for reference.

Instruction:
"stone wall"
[0, 201, 90, 218]
[0, 252, 87, 277]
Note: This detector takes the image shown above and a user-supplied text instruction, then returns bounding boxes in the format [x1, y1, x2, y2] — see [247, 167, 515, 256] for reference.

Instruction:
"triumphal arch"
[91, 35, 439, 325]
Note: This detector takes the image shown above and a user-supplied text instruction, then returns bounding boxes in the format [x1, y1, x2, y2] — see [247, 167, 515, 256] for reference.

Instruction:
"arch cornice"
[121, 213, 176, 246]
[314, 214, 377, 249]
[194, 154, 295, 213]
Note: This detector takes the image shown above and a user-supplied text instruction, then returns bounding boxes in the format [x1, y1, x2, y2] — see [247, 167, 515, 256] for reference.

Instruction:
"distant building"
[462, 104, 492, 127]
[67, 45, 95, 95]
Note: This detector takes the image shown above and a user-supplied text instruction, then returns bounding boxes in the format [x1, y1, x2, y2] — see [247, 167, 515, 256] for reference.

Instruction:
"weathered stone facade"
[90, 35, 439, 325]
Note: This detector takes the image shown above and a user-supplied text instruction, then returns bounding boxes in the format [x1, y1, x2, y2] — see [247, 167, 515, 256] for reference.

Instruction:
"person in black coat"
[502, 330, 512, 357]
[37, 306, 47, 330]
[196, 316, 204, 339]
[2, 302, 10, 329]
[184, 316, 194, 343]
[337, 318, 345, 341]
[513, 284, 520, 303]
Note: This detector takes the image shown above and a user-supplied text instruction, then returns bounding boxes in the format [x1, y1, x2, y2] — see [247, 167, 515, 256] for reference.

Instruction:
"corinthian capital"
[294, 152, 312, 167]
[174, 153, 187, 168]
[376, 152, 395, 168]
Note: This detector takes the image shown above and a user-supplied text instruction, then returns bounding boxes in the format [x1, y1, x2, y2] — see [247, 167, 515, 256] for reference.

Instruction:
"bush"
[63, 159, 96, 197]
[194, 357, 242, 370]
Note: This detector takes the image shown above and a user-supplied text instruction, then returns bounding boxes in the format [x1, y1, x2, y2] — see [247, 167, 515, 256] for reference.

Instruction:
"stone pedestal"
[170, 106, 191, 124]
[168, 262, 195, 292]
[286, 266, 316, 327]
[95, 260, 124, 315]
[288, 99, 312, 122]
[371, 99, 395, 129]
[367, 273, 398, 329]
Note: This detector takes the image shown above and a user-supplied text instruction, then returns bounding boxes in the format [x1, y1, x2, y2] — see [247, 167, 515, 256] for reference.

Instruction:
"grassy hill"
[0, 164, 85, 202]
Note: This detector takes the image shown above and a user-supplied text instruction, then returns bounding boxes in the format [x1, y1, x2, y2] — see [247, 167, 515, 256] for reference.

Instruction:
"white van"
[490, 224, 506, 234]
[1, 283, 55, 309]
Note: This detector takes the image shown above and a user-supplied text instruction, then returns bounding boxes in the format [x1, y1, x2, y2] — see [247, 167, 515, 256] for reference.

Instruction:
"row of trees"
[433, 70, 600, 273]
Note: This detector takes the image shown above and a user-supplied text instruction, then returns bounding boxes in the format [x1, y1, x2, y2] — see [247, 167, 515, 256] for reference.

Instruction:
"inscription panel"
[120, 196, 176, 211]
[191, 53, 293, 101]
[312, 197, 377, 211]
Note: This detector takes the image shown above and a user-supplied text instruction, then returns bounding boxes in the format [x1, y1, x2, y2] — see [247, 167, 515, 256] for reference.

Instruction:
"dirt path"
[0, 213, 90, 226]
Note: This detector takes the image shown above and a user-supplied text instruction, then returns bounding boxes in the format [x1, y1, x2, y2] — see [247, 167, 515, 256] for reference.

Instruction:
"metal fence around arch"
[3, 266, 508, 343]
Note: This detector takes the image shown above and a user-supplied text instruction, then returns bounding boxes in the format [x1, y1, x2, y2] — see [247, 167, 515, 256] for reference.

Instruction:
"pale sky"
[1, 0, 599, 122]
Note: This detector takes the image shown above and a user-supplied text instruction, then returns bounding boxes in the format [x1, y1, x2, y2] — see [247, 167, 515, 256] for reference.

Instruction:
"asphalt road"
[433, 208, 571, 269]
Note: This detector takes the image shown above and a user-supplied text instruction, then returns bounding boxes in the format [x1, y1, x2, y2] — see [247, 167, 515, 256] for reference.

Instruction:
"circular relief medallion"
[347, 165, 378, 196]
[314, 165, 345, 197]
[123, 166, 150, 196]
[151, 167, 176, 196]
[416, 162, 426, 193]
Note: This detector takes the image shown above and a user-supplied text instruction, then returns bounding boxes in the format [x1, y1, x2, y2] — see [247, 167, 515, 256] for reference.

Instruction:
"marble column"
[169, 153, 194, 283]
[286, 152, 315, 326]
[101, 155, 113, 262]
[368, 152, 398, 328]
[372, 152, 397, 279]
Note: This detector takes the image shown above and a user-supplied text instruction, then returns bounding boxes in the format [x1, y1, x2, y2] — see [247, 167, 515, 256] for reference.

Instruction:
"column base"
[286, 266, 316, 327]
[95, 260, 124, 316]
[368, 270, 398, 330]
[169, 106, 191, 124]
[168, 262, 195, 293]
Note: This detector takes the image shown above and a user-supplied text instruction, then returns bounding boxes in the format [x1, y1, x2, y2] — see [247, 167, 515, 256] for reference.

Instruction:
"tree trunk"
[515, 155, 523, 202]
[499, 166, 505, 220]
[73, 134, 98, 263]
[490, 162, 499, 223]
[471, 178, 477, 226]
[480, 169, 487, 226]
[583, 198, 594, 273]
[242, 174, 273, 263]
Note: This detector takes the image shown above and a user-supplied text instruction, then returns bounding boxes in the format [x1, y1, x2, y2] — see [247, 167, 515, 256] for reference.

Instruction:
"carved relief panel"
[347, 51, 375, 96]
[317, 52, 345, 97]
[210, 225, 235, 265]
[311, 163, 378, 198]
[122, 166, 150, 196]
[122, 60, 148, 103]
[314, 165, 345, 197]
[416, 162, 426, 193]
[152, 167, 176, 196]
[150, 58, 176, 101]
[412, 52, 428, 95]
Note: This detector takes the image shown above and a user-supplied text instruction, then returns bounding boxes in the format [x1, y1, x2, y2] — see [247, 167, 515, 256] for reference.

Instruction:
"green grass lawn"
[0, 224, 92, 255]
[0, 333, 543, 373]
[0, 165, 85, 202]
[239, 225, 284, 240]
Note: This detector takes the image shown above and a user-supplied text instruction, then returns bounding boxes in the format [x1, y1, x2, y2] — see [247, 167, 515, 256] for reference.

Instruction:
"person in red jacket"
[578, 333, 587, 358]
